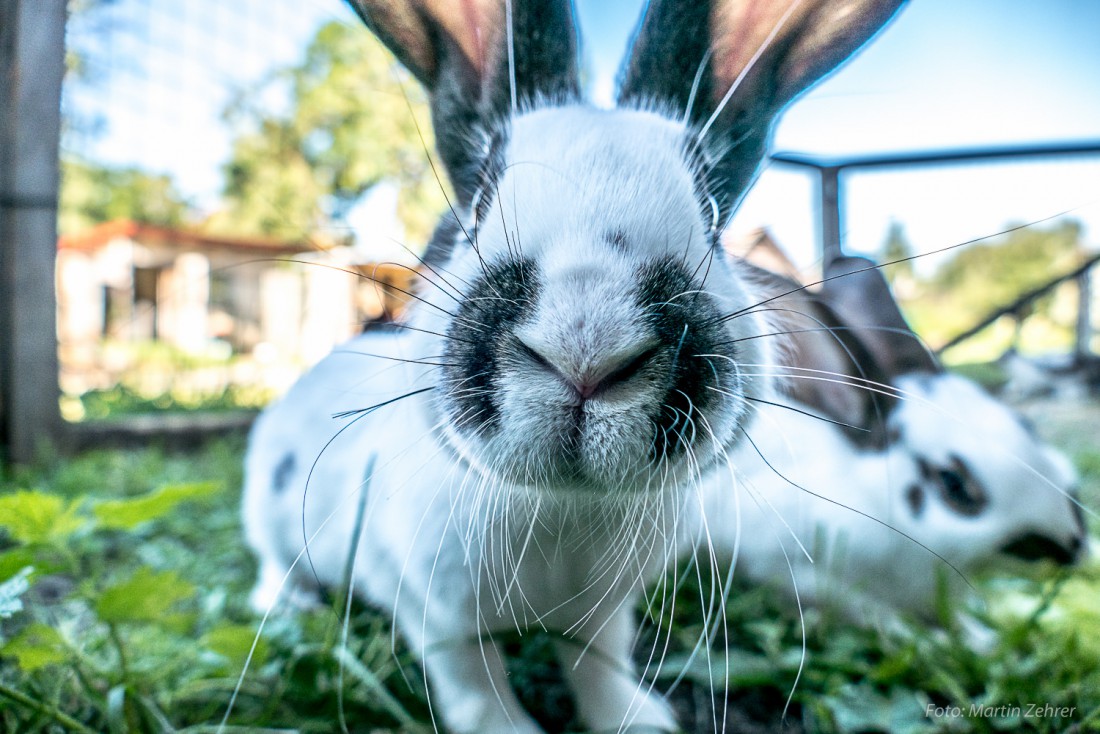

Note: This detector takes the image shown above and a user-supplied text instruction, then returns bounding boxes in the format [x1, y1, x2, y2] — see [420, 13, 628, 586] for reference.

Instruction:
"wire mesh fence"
[37, 0, 1100, 429]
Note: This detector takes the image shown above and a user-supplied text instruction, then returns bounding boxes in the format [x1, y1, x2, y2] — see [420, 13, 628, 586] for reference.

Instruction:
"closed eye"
[604, 345, 661, 387]
[515, 339, 552, 370]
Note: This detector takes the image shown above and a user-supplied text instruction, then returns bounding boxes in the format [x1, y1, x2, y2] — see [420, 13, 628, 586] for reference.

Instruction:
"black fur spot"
[272, 452, 296, 495]
[1001, 533, 1077, 565]
[634, 258, 732, 460]
[442, 257, 540, 435]
[906, 484, 925, 517]
[605, 229, 628, 252]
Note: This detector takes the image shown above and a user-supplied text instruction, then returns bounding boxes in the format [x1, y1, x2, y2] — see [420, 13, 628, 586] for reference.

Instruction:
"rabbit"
[701, 255, 1089, 631]
[242, 2, 906, 732]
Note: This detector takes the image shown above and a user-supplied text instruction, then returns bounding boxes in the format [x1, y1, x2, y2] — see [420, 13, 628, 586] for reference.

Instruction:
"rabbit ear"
[742, 262, 896, 447]
[346, 0, 580, 201]
[821, 255, 940, 378]
[618, 0, 904, 223]
[786, 292, 899, 448]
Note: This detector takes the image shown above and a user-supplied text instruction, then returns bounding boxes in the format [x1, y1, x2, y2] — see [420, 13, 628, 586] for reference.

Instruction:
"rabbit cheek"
[440, 256, 540, 437]
[634, 259, 737, 465]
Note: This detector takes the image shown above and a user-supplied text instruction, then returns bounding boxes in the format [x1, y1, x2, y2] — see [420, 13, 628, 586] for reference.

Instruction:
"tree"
[878, 220, 916, 297]
[59, 158, 191, 235]
[210, 21, 446, 245]
[908, 219, 1086, 349]
[879, 220, 914, 275]
[928, 219, 1083, 311]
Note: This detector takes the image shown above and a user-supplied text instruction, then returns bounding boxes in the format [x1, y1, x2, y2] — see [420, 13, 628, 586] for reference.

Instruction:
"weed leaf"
[97, 567, 195, 624]
[94, 481, 221, 530]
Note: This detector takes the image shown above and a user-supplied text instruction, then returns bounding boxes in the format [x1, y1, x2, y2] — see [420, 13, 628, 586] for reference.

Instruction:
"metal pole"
[0, 0, 67, 463]
[820, 166, 843, 267]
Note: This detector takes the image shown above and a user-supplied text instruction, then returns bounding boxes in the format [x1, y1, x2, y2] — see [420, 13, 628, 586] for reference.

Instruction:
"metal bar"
[0, 0, 67, 464]
[937, 253, 1100, 354]
[771, 139, 1100, 172]
[819, 166, 842, 265]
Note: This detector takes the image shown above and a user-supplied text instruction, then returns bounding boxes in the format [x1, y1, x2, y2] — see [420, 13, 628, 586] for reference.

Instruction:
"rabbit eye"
[935, 457, 988, 516]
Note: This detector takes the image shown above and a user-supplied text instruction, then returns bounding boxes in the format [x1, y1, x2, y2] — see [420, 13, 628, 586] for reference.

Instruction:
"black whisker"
[331, 386, 435, 421]
[741, 394, 870, 433]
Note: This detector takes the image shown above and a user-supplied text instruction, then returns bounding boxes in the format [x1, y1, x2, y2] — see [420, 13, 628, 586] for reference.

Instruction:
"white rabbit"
[242, 2, 905, 732]
[704, 255, 1088, 628]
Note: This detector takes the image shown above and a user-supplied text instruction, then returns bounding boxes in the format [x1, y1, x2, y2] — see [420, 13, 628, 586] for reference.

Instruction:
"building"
[56, 219, 419, 398]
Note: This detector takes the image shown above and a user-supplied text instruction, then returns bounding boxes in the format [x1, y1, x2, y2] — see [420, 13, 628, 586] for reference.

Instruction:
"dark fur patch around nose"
[1000, 533, 1079, 566]
[442, 257, 540, 436]
[634, 258, 732, 461]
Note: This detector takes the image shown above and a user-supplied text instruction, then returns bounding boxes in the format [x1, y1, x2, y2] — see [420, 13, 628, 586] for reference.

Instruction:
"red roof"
[58, 219, 320, 255]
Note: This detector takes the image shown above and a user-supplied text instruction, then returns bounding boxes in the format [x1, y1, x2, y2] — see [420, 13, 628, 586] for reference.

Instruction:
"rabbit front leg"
[390, 566, 544, 734]
[554, 600, 677, 734]
[417, 633, 544, 734]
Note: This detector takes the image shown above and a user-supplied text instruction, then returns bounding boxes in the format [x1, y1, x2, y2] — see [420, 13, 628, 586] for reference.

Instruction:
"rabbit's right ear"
[821, 255, 940, 377]
[618, 0, 904, 226]
[345, 0, 580, 202]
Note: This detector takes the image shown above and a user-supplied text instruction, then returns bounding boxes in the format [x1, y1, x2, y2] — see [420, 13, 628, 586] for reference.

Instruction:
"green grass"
[1, 436, 1099, 733]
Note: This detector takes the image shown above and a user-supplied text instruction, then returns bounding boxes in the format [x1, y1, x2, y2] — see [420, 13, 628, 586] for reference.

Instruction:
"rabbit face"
[433, 107, 771, 492]
[890, 373, 1087, 568]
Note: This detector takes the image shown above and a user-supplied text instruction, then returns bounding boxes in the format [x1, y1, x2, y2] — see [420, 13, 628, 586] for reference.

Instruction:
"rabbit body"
[707, 257, 1088, 627]
[712, 373, 1085, 624]
[245, 332, 684, 733]
[243, 1, 908, 731]
[243, 106, 775, 734]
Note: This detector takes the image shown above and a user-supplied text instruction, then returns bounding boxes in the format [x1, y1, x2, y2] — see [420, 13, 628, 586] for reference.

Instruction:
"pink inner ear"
[708, 0, 902, 110]
[422, 0, 505, 79]
[710, 0, 794, 98]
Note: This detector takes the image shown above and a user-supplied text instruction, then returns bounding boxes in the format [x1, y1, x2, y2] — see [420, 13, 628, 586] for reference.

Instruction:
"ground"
[0, 390, 1098, 733]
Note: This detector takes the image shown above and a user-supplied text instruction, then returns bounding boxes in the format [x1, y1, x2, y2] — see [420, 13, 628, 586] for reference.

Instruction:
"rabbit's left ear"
[345, 0, 580, 202]
[619, 0, 905, 224]
[821, 255, 940, 378]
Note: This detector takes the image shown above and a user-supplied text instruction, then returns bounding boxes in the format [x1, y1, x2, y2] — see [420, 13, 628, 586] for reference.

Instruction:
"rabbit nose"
[518, 339, 659, 401]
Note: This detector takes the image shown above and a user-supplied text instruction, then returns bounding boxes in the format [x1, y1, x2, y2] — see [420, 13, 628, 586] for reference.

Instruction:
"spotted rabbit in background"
[242, 1, 905, 732]
[703, 255, 1088, 631]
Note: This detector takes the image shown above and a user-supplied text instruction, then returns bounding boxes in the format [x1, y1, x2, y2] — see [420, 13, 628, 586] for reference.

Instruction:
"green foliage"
[948, 362, 1009, 392]
[213, 20, 446, 244]
[899, 220, 1086, 356]
[0, 491, 84, 545]
[94, 482, 219, 530]
[3, 624, 69, 673]
[1, 421, 1098, 733]
[59, 158, 191, 235]
[97, 568, 196, 625]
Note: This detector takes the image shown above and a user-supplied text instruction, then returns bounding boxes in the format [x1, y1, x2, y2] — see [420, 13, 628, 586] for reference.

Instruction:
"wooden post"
[820, 166, 843, 268]
[0, 0, 67, 463]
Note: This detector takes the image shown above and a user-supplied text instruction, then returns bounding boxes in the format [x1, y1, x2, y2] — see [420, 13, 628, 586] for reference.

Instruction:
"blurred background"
[2, 2, 1099, 732]
[17, 0, 1094, 436]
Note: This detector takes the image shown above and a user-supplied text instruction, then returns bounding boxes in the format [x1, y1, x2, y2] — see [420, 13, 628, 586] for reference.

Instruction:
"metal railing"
[770, 140, 1100, 360]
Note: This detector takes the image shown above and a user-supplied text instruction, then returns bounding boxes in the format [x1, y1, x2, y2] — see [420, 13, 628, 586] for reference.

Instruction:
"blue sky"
[574, 0, 1100, 268]
[66, 0, 1100, 270]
